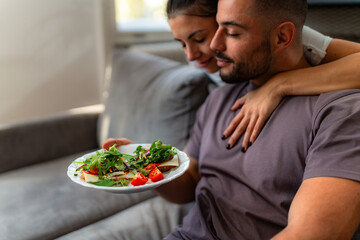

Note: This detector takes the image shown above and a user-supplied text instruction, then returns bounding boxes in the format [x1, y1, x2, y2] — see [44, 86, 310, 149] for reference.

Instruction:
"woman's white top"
[302, 25, 333, 66]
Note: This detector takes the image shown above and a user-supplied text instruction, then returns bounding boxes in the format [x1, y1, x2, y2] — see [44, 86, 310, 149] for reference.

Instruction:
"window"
[114, 0, 173, 45]
[308, 0, 360, 4]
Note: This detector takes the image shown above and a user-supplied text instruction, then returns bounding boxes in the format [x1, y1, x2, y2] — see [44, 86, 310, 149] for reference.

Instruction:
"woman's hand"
[222, 82, 284, 151]
[102, 138, 134, 150]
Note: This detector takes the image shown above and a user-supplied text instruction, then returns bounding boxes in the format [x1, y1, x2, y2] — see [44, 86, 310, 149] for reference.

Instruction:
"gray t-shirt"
[166, 82, 360, 240]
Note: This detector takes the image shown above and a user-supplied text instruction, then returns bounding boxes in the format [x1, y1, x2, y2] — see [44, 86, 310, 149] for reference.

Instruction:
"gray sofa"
[0, 49, 211, 240]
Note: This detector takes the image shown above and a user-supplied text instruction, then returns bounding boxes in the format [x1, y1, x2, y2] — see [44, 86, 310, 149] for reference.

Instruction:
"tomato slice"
[89, 167, 99, 175]
[149, 167, 164, 182]
[131, 172, 148, 186]
[83, 167, 99, 176]
[143, 164, 156, 171]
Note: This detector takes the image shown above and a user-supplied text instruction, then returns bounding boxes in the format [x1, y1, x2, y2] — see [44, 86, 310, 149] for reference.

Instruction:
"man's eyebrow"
[221, 21, 246, 29]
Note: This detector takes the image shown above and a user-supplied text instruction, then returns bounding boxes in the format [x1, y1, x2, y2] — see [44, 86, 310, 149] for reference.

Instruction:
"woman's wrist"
[263, 73, 288, 98]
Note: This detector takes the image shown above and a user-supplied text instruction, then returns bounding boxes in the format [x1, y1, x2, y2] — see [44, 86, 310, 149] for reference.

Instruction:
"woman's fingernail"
[241, 146, 246, 153]
[248, 141, 252, 147]
[221, 134, 226, 140]
[226, 143, 231, 149]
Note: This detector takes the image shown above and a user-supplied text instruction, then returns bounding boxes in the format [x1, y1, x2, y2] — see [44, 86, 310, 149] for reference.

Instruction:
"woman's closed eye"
[194, 38, 205, 43]
[175, 40, 186, 48]
[176, 38, 205, 49]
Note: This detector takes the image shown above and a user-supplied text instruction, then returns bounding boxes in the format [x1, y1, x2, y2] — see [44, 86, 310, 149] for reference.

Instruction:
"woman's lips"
[199, 57, 213, 68]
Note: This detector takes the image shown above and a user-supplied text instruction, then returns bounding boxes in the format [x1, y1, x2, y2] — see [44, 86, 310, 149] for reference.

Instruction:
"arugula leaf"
[118, 179, 131, 186]
[107, 145, 123, 157]
[135, 145, 147, 156]
[86, 145, 126, 178]
[89, 179, 119, 187]
[126, 140, 177, 169]
[121, 153, 136, 162]
[89, 179, 130, 187]
[148, 140, 176, 163]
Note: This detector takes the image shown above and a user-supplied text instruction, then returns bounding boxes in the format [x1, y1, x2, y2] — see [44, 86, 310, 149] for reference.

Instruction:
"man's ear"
[272, 22, 296, 53]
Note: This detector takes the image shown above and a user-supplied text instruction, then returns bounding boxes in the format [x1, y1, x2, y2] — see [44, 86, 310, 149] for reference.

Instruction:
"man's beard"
[216, 38, 272, 84]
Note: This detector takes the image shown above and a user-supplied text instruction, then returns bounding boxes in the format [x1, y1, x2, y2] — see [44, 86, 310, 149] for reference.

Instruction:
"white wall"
[0, 0, 115, 124]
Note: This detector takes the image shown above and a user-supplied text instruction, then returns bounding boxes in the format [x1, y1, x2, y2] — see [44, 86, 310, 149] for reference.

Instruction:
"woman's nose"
[186, 47, 201, 61]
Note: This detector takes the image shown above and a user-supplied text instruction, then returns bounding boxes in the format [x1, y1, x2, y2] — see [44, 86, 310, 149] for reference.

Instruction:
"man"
[205, 2, 360, 239]
[105, 0, 360, 239]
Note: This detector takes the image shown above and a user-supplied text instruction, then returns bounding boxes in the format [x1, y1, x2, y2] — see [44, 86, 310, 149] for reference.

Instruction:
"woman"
[167, 0, 360, 150]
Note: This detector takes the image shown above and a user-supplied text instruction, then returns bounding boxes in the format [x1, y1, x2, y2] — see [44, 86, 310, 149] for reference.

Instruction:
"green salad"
[74, 140, 178, 187]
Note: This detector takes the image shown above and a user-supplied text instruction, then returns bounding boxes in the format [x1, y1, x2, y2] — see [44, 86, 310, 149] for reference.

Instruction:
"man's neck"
[251, 53, 311, 86]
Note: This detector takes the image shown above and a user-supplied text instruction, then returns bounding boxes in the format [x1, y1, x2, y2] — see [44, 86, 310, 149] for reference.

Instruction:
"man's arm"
[272, 177, 360, 240]
[153, 151, 200, 204]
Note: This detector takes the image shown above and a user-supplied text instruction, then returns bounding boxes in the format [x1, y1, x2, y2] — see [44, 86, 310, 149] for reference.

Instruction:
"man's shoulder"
[312, 89, 360, 124]
[316, 89, 360, 112]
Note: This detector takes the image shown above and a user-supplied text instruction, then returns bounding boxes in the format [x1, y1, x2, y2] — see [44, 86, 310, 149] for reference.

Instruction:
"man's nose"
[210, 29, 226, 52]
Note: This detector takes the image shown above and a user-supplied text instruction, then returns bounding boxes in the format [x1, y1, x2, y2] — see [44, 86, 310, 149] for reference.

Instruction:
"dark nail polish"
[226, 143, 231, 149]
[221, 134, 226, 140]
[248, 141, 252, 147]
[241, 147, 246, 153]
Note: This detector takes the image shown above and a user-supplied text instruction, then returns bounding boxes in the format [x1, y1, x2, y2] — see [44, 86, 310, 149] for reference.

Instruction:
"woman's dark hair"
[166, 0, 218, 19]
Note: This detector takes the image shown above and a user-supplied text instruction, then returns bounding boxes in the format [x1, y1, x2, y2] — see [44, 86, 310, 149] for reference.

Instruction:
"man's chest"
[197, 95, 318, 201]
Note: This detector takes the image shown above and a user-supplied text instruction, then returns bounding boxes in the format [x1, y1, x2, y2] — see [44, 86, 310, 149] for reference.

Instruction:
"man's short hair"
[253, 0, 308, 29]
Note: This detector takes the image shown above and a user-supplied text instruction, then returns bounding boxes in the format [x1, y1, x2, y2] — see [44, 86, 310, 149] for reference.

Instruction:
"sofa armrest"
[0, 105, 103, 173]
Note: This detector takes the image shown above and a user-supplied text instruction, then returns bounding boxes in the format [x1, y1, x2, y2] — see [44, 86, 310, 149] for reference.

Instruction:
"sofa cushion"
[0, 110, 100, 173]
[97, 49, 211, 149]
[57, 196, 194, 240]
[0, 150, 155, 240]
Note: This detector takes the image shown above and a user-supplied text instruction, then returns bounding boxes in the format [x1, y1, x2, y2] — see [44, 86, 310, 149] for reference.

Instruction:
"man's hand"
[102, 138, 134, 150]
[272, 177, 360, 240]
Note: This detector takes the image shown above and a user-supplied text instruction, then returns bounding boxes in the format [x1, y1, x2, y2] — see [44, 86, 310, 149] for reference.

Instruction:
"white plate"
[67, 144, 190, 193]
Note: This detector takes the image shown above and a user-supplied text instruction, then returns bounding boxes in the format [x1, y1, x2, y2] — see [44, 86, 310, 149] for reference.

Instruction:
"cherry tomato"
[131, 172, 148, 186]
[84, 167, 99, 175]
[149, 167, 164, 182]
[89, 167, 99, 175]
[143, 164, 156, 171]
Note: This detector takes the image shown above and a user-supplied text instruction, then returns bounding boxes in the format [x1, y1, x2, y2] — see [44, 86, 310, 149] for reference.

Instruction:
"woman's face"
[169, 15, 219, 73]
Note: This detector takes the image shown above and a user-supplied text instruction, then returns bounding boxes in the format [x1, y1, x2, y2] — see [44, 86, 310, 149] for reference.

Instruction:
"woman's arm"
[223, 38, 360, 150]
[323, 38, 360, 63]
[276, 51, 360, 96]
